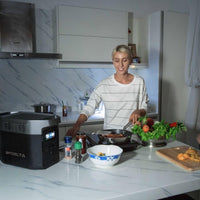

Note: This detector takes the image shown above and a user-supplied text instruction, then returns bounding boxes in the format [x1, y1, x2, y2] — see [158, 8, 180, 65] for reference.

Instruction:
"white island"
[0, 140, 200, 200]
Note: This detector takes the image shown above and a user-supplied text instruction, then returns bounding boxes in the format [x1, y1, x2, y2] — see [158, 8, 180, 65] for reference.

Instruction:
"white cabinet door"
[161, 11, 188, 122]
[58, 6, 128, 38]
[57, 5, 128, 62]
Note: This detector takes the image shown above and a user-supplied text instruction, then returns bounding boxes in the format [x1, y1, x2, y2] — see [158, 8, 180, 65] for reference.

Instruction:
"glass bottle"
[76, 133, 86, 154]
[75, 141, 82, 164]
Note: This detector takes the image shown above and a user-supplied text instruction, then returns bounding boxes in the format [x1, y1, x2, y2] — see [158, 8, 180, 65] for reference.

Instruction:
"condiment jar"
[76, 133, 86, 154]
[64, 136, 72, 159]
[75, 141, 82, 164]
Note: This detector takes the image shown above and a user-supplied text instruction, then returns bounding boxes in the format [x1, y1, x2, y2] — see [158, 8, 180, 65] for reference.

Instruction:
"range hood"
[0, 1, 62, 59]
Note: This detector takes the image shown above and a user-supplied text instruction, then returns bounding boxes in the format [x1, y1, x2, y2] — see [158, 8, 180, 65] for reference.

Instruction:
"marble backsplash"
[0, 59, 155, 113]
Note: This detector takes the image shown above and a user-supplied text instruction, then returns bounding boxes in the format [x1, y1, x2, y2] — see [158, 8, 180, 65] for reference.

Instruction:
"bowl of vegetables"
[87, 145, 123, 168]
[131, 116, 187, 147]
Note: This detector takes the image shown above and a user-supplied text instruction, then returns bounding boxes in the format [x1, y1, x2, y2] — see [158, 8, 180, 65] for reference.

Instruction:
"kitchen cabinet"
[56, 6, 161, 70]
[56, 5, 128, 63]
[161, 11, 188, 122]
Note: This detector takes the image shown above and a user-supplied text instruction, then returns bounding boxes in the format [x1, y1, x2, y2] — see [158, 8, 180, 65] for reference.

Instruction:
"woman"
[67, 45, 149, 136]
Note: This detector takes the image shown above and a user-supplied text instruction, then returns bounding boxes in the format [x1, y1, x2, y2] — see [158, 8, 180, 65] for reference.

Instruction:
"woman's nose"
[120, 60, 124, 66]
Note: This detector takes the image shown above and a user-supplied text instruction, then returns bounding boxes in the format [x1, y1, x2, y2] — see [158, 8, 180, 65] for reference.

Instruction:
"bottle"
[64, 136, 72, 159]
[75, 141, 82, 164]
[65, 147, 72, 159]
[62, 101, 68, 117]
[76, 133, 86, 154]
[62, 105, 67, 117]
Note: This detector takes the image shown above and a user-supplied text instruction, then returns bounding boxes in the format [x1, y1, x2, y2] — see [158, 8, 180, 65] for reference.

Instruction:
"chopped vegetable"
[177, 147, 200, 162]
[97, 152, 106, 156]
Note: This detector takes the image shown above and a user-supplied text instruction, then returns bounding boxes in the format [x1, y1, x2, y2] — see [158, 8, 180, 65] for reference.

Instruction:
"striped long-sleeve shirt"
[81, 74, 149, 129]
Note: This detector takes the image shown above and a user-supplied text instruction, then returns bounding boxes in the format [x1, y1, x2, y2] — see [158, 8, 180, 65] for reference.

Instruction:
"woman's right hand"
[66, 125, 80, 137]
[66, 114, 88, 137]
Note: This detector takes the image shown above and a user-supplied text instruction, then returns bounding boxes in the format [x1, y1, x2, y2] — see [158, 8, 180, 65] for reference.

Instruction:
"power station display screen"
[45, 131, 55, 140]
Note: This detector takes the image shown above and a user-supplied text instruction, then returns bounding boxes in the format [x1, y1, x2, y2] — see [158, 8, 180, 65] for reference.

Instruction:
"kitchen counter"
[58, 111, 159, 126]
[0, 140, 200, 200]
[59, 111, 104, 126]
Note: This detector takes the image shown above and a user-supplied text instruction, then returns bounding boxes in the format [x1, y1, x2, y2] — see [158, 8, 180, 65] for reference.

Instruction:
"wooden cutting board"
[156, 146, 200, 171]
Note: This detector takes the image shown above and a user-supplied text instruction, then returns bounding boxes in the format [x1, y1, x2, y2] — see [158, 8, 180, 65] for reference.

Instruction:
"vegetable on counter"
[177, 147, 200, 162]
[132, 115, 187, 142]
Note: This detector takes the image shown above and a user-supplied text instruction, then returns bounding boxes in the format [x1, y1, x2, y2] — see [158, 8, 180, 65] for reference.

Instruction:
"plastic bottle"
[75, 141, 82, 164]
[65, 147, 72, 159]
[64, 136, 72, 159]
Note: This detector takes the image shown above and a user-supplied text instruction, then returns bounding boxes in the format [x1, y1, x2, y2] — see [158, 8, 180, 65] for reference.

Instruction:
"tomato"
[169, 122, 177, 127]
[143, 125, 150, 132]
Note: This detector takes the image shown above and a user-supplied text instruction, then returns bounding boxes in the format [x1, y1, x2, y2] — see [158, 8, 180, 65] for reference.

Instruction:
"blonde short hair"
[112, 45, 133, 60]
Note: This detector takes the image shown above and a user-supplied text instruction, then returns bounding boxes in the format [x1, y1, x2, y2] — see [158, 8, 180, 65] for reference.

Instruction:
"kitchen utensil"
[105, 129, 133, 137]
[95, 129, 144, 145]
[123, 121, 133, 130]
[156, 146, 200, 171]
[99, 129, 131, 144]
[86, 131, 140, 151]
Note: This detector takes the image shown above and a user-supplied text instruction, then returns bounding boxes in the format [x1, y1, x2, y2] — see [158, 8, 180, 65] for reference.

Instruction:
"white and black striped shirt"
[81, 74, 148, 129]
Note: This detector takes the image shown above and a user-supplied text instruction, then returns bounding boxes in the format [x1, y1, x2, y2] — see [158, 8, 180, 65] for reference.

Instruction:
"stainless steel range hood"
[0, 1, 62, 59]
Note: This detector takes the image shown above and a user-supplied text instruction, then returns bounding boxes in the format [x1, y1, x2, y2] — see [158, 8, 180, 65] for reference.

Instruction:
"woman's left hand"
[129, 109, 146, 124]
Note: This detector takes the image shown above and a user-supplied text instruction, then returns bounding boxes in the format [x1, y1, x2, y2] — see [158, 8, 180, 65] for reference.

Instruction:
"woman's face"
[112, 52, 131, 75]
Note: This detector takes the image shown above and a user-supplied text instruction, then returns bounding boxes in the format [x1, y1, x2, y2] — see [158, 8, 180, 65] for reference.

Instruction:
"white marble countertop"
[0, 140, 200, 200]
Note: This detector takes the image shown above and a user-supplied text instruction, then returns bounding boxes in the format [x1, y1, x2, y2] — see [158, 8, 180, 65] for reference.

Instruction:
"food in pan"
[177, 147, 200, 162]
[103, 133, 124, 138]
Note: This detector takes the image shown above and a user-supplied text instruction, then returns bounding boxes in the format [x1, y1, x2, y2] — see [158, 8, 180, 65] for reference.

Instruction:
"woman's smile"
[113, 52, 131, 74]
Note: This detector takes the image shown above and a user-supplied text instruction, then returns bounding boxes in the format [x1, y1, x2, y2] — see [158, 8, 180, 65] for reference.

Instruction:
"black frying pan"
[103, 129, 145, 145]
[99, 129, 132, 144]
